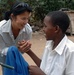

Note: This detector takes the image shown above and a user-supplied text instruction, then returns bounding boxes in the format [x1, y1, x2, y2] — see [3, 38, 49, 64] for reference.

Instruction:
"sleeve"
[25, 23, 32, 40]
[65, 51, 74, 75]
[0, 34, 9, 56]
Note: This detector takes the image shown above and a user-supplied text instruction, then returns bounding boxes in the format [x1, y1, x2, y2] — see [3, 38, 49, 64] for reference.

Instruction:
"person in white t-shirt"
[0, 2, 32, 65]
[24, 11, 74, 75]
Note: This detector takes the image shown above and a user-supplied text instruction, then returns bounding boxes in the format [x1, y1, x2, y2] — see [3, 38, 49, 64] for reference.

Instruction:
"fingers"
[18, 40, 26, 46]
[20, 43, 30, 52]
[28, 66, 45, 75]
[28, 65, 37, 71]
[28, 66, 34, 75]
[28, 66, 38, 75]
[20, 41, 31, 50]
[18, 40, 32, 53]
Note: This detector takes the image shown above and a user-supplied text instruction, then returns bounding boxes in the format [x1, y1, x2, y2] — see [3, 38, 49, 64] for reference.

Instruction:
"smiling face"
[43, 16, 57, 40]
[11, 11, 31, 30]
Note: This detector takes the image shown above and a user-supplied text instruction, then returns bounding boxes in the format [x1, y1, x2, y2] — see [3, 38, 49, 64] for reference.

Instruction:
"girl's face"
[11, 11, 31, 30]
[43, 16, 57, 40]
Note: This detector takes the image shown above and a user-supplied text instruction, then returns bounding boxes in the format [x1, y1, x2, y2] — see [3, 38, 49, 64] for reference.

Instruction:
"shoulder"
[0, 20, 7, 30]
[0, 20, 7, 27]
[25, 23, 32, 30]
[0, 19, 11, 32]
[25, 23, 32, 33]
[64, 39, 74, 59]
[0, 20, 7, 33]
[65, 39, 74, 64]
[66, 39, 74, 52]
[0, 20, 5, 34]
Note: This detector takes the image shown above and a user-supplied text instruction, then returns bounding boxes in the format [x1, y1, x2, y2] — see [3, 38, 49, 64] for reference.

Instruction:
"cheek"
[44, 28, 50, 34]
[43, 27, 48, 33]
[46, 29, 55, 37]
[43, 28, 50, 38]
[17, 19, 22, 23]
[43, 27, 55, 35]
[15, 18, 22, 23]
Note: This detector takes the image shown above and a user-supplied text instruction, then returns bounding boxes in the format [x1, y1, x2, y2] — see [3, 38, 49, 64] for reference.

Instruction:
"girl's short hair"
[4, 2, 32, 20]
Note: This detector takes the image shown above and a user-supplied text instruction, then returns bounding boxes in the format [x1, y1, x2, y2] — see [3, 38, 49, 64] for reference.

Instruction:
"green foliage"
[0, 0, 74, 23]
[0, 0, 15, 20]
[23, 0, 74, 22]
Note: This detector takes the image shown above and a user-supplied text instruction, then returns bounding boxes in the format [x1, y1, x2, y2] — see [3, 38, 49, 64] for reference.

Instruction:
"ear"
[10, 13, 15, 20]
[55, 25, 60, 33]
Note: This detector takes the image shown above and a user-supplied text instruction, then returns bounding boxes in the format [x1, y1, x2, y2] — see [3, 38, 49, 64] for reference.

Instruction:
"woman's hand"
[29, 65, 46, 75]
[18, 40, 31, 53]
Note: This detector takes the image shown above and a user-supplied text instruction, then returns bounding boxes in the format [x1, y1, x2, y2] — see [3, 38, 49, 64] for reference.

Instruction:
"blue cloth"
[3, 46, 29, 75]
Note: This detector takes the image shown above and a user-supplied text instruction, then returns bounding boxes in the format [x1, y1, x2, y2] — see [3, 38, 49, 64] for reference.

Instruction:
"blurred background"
[0, 0, 74, 34]
[0, 0, 74, 75]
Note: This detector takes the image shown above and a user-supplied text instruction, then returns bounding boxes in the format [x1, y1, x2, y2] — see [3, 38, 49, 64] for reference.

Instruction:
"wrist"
[25, 49, 30, 53]
[41, 70, 46, 75]
[26, 49, 32, 54]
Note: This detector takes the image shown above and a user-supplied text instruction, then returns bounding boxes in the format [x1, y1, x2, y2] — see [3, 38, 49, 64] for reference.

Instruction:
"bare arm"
[18, 40, 41, 67]
[26, 49, 41, 67]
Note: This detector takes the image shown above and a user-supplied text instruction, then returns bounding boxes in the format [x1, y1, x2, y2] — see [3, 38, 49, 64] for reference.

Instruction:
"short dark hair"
[4, 2, 32, 20]
[47, 11, 70, 33]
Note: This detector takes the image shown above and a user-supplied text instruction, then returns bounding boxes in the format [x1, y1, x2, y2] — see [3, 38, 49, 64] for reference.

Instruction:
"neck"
[11, 21, 20, 32]
[11, 22, 20, 39]
[52, 33, 65, 50]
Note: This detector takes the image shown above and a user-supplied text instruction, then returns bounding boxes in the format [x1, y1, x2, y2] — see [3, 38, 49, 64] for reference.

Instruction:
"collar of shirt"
[54, 35, 68, 55]
[46, 35, 68, 55]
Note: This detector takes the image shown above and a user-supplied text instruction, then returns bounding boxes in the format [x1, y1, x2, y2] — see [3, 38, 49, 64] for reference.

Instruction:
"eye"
[21, 18, 27, 20]
[21, 16, 29, 20]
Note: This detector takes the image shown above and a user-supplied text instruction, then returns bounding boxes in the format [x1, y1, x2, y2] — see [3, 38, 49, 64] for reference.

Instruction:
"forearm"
[26, 49, 41, 67]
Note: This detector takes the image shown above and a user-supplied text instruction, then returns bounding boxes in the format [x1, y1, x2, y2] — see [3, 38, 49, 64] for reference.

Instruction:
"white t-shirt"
[40, 35, 74, 75]
[0, 19, 32, 55]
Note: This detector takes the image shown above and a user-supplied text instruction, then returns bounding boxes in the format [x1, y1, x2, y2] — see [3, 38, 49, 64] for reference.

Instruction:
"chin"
[45, 37, 49, 40]
[44, 35, 50, 40]
[46, 37, 51, 41]
[46, 38, 49, 41]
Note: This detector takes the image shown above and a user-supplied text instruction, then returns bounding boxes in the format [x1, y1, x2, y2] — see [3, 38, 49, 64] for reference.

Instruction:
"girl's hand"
[18, 40, 31, 53]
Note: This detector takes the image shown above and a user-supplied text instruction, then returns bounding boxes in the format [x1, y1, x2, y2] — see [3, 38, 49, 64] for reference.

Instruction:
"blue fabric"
[3, 46, 29, 75]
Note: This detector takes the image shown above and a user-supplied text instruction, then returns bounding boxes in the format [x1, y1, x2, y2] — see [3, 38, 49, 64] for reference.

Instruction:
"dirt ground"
[0, 32, 74, 75]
